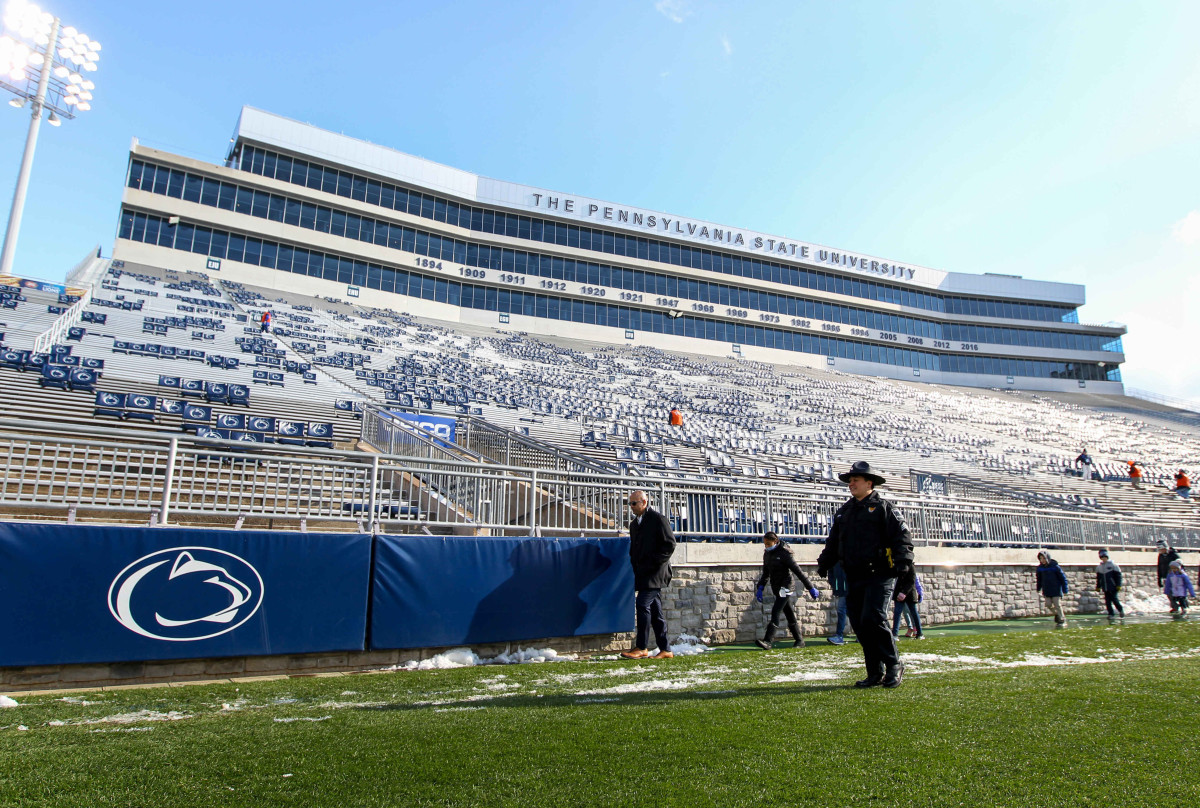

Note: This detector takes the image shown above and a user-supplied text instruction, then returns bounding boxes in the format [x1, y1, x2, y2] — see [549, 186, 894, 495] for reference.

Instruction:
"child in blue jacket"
[1036, 551, 1070, 626]
[1163, 560, 1195, 614]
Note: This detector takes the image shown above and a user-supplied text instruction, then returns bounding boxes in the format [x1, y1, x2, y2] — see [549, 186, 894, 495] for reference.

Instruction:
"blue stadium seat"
[93, 391, 125, 419]
[123, 393, 157, 422]
[68, 367, 97, 392]
[38, 364, 70, 390]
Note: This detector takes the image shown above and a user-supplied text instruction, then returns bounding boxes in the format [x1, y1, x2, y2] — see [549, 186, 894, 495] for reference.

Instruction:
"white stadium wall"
[111, 108, 1128, 394]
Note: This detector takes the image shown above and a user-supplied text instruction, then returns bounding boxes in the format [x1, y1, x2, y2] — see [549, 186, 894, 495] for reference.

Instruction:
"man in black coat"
[817, 461, 915, 689]
[621, 489, 677, 660]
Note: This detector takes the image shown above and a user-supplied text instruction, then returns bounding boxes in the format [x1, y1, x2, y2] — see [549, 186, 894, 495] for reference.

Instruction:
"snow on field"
[668, 634, 710, 656]
[0, 696, 18, 708]
[1121, 588, 1173, 615]
[273, 716, 331, 723]
[771, 670, 840, 682]
[47, 710, 193, 727]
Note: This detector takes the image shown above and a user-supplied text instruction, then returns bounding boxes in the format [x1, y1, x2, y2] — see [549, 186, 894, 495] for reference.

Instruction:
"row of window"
[127, 159, 1118, 353]
[116, 208, 1121, 383]
[235, 144, 1080, 324]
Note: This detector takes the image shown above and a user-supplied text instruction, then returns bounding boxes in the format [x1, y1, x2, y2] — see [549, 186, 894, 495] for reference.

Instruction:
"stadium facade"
[112, 106, 1126, 393]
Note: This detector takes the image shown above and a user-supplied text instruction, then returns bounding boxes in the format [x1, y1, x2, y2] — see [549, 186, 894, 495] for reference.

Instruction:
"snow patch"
[394, 646, 575, 671]
[273, 716, 331, 723]
[668, 634, 710, 656]
[576, 676, 717, 696]
[49, 710, 193, 727]
[0, 696, 18, 708]
[771, 670, 840, 682]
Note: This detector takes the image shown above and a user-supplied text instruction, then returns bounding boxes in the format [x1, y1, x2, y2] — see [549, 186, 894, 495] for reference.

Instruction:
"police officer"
[817, 461, 914, 689]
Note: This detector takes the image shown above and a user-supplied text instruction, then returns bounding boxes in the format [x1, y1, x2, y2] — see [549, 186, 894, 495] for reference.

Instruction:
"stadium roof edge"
[227, 105, 1084, 306]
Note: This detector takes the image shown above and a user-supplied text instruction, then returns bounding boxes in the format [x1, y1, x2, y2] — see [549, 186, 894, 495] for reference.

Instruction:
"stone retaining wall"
[663, 563, 1164, 645]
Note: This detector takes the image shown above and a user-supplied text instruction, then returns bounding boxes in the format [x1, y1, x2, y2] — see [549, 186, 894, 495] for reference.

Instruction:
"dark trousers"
[1169, 596, 1189, 612]
[635, 589, 669, 652]
[846, 576, 899, 675]
[1102, 590, 1124, 616]
[767, 593, 800, 640]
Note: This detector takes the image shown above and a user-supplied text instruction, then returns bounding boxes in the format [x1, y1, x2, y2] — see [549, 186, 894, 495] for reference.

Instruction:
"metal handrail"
[32, 285, 92, 355]
[1, 418, 1197, 549]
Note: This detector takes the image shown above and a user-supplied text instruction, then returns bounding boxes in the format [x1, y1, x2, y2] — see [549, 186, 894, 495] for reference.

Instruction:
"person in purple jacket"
[1163, 560, 1195, 615]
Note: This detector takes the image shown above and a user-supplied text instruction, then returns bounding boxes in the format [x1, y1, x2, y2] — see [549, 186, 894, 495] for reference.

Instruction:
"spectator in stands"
[1156, 541, 1182, 609]
[668, 407, 683, 426]
[260, 310, 272, 333]
[621, 490, 677, 660]
[754, 530, 819, 649]
[892, 571, 924, 639]
[1075, 449, 1096, 480]
[1174, 469, 1190, 499]
[817, 461, 914, 689]
[826, 561, 849, 645]
[1127, 460, 1142, 489]
[1163, 560, 1194, 615]
[1095, 549, 1124, 618]
[1035, 551, 1069, 627]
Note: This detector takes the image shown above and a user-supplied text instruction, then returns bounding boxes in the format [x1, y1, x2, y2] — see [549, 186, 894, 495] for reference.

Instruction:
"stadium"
[2, 14, 1199, 805]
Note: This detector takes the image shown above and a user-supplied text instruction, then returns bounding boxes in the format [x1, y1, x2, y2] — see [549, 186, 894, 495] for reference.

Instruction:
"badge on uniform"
[868, 506, 876, 513]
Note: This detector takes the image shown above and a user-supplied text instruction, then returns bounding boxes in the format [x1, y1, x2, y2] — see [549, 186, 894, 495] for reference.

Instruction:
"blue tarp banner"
[389, 411, 456, 446]
[0, 524, 371, 667]
[370, 536, 633, 650]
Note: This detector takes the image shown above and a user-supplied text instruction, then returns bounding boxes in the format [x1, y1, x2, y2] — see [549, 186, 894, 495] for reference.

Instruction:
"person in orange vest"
[1127, 461, 1142, 490]
[260, 310, 272, 333]
[668, 407, 683, 426]
[1175, 469, 1191, 500]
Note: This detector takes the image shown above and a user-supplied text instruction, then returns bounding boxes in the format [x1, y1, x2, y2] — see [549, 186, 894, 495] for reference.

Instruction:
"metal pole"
[159, 436, 178, 526]
[367, 455, 379, 533]
[0, 18, 60, 278]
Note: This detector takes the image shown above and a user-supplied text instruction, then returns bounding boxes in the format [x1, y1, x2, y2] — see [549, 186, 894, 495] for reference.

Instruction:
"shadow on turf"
[353, 680, 875, 715]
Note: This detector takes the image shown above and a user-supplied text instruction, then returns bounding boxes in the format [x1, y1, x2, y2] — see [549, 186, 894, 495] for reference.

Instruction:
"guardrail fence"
[1, 419, 1196, 549]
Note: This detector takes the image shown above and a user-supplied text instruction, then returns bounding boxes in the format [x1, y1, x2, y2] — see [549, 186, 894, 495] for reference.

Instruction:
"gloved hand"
[755, 585, 764, 603]
[808, 587, 819, 600]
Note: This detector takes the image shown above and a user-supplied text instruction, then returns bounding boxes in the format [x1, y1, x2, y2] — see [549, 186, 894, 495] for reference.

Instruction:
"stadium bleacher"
[2, 258, 1197, 536]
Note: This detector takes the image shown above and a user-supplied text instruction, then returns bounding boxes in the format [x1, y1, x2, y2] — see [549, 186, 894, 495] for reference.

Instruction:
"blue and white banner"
[370, 536, 633, 650]
[388, 410, 456, 446]
[0, 524, 371, 667]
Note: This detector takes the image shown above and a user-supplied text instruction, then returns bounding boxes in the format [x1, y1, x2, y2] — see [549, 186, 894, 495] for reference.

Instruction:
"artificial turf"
[1, 620, 1198, 807]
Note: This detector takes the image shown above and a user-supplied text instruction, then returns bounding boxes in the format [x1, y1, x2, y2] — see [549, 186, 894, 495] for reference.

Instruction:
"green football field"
[2, 620, 1198, 808]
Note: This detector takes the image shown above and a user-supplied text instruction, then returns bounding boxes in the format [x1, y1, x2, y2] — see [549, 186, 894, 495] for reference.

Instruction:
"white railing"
[32, 285, 92, 355]
[1, 418, 1197, 550]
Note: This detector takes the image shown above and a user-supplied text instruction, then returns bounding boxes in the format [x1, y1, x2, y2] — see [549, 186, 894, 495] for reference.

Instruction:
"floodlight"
[1, 1, 104, 276]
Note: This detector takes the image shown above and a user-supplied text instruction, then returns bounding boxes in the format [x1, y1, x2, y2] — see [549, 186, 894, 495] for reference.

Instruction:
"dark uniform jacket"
[755, 541, 814, 596]
[1157, 549, 1180, 587]
[629, 508, 676, 590]
[816, 490, 914, 580]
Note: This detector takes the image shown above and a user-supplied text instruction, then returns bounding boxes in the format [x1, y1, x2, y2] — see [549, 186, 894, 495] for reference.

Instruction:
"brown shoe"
[620, 649, 650, 659]
[653, 650, 674, 659]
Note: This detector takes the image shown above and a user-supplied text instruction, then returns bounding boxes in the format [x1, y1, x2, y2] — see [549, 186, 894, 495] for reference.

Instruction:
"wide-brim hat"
[838, 460, 886, 486]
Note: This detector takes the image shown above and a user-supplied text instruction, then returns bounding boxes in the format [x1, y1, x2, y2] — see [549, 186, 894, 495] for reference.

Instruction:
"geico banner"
[388, 410, 456, 447]
[0, 523, 371, 667]
[370, 536, 633, 650]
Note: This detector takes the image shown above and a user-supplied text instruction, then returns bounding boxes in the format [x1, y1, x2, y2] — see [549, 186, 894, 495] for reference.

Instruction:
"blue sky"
[2, 0, 1198, 398]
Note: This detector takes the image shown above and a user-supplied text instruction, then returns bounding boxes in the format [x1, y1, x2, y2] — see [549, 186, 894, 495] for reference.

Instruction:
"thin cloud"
[655, 0, 690, 23]
[721, 35, 732, 55]
[1171, 210, 1200, 245]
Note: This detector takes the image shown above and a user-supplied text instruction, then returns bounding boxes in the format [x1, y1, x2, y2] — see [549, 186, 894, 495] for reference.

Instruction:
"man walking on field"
[621, 490, 677, 660]
[817, 461, 914, 689]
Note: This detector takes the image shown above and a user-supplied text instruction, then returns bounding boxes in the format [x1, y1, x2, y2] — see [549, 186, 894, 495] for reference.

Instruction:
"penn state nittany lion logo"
[107, 548, 264, 642]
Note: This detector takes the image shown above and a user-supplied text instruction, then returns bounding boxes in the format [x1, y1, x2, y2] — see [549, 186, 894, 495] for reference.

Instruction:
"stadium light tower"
[0, 0, 100, 277]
